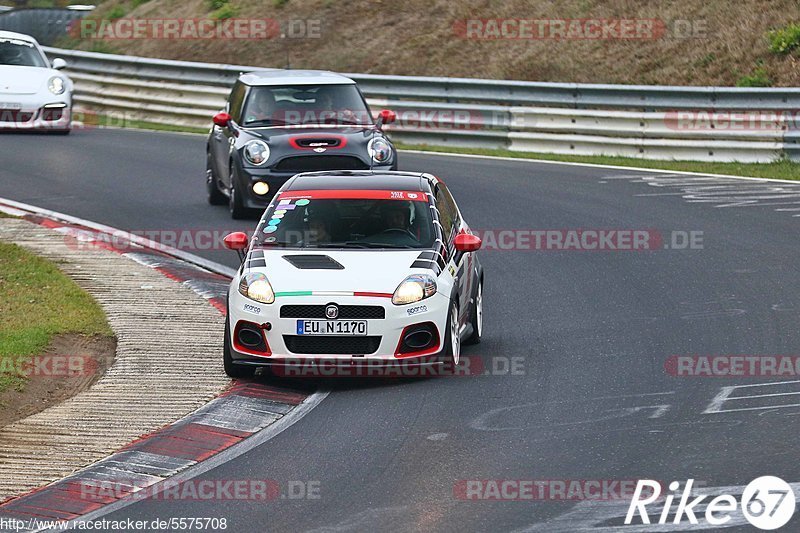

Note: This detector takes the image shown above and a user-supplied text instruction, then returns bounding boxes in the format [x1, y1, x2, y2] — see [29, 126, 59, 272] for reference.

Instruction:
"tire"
[438, 300, 461, 374]
[224, 319, 256, 379]
[207, 152, 227, 205]
[228, 163, 249, 220]
[464, 280, 483, 345]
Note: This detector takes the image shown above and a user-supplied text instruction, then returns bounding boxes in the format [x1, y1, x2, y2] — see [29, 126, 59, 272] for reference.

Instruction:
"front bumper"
[237, 162, 397, 208]
[227, 287, 450, 365]
[0, 93, 71, 131]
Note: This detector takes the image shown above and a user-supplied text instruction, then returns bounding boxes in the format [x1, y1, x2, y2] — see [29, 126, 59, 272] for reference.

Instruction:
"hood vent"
[283, 254, 345, 270]
[294, 137, 342, 148]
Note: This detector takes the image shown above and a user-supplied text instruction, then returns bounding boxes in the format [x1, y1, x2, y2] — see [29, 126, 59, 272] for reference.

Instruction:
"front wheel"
[228, 163, 249, 220]
[464, 281, 482, 345]
[224, 319, 256, 379]
[438, 301, 461, 374]
[207, 153, 227, 205]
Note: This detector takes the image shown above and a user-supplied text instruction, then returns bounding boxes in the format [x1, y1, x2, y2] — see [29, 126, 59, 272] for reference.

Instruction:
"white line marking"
[0, 197, 237, 278]
[702, 386, 735, 414]
[400, 149, 800, 184]
[727, 391, 800, 400]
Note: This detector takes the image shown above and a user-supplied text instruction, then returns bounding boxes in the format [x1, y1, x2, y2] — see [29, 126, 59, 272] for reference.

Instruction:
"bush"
[211, 3, 238, 20]
[207, 0, 229, 10]
[736, 66, 772, 87]
[273, 0, 290, 7]
[767, 23, 800, 54]
[107, 6, 127, 20]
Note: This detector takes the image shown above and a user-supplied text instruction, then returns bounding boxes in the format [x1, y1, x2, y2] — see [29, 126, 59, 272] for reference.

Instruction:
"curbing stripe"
[0, 200, 320, 532]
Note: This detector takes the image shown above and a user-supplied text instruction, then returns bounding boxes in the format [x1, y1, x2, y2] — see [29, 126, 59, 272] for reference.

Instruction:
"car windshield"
[241, 84, 373, 127]
[253, 192, 435, 249]
[0, 38, 46, 67]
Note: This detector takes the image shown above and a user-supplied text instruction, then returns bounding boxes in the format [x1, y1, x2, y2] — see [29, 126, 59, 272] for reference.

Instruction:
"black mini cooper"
[206, 70, 398, 219]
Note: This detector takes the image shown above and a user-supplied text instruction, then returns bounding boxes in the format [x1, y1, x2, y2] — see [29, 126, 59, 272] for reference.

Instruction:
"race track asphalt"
[2, 128, 799, 532]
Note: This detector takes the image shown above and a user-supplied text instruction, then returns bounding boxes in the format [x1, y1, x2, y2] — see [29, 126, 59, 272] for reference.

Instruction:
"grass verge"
[0, 242, 113, 393]
[395, 143, 800, 181]
[79, 113, 208, 135]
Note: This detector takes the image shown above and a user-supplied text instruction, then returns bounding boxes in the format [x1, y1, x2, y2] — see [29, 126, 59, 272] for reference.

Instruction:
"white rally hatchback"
[222, 170, 484, 377]
[0, 31, 72, 133]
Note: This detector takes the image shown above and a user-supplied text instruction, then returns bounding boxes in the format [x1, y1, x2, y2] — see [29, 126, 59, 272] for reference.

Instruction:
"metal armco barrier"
[41, 46, 800, 163]
[0, 8, 92, 46]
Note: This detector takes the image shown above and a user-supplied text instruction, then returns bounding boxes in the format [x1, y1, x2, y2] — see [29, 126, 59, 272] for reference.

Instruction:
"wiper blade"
[245, 119, 299, 127]
[344, 241, 415, 249]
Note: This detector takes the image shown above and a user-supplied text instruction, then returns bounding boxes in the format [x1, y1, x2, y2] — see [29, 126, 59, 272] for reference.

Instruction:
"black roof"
[285, 171, 437, 192]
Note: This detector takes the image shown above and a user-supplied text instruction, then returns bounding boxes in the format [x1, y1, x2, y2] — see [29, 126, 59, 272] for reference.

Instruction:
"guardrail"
[42, 46, 800, 163]
[0, 8, 92, 46]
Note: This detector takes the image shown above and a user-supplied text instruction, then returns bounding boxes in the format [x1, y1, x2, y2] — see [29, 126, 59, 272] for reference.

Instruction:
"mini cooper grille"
[274, 156, 368, 172]
[283, 335, 381, 355]
[280, 305, 385, 319]
[294, 137, 341, 148]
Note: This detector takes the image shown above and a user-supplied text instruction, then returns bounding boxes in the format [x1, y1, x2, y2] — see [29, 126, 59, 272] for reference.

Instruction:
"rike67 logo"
[626, 477, 795, 530]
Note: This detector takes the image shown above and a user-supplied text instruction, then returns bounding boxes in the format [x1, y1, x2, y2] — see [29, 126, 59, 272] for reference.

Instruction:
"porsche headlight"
[392, 274, 437, 305]
[367, 137, 392, 163]
[48, 76, 65, 95]
[238, 272, 275, 304]
[244, 140, 270, 166]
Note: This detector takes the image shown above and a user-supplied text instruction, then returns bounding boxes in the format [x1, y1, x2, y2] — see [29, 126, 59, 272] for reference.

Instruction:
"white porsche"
[222, 170, 484, 377]
[0, 31, 72, 134]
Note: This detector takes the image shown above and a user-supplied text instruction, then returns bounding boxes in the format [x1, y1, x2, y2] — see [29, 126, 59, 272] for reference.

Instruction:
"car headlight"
[367, 137, 392, 164]
[48, 76, 65, 95]
[238, 272, 275, 304]
[392, 274, 437, 305]
[243, 140, 270, 166]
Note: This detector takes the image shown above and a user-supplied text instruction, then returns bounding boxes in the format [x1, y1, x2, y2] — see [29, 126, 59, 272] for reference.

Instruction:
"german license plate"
[297, 320, 367, 336]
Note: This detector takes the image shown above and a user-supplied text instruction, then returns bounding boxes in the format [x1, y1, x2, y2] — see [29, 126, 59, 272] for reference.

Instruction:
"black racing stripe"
[246, 259, 267, 268]
[416, 251, 437, 261]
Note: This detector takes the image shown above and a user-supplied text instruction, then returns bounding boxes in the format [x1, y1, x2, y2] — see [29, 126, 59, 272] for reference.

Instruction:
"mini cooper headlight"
[244, 140, 270, 166]
[367, 137, 392, 164]
[392, 274, 437, 305]
[48, 76, 66, 95]
[238, 272, 275, 304]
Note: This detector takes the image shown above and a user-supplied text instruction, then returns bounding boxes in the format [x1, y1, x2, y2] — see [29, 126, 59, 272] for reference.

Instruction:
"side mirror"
[223, 232, 249, 251]
[376, 109, 396, 127]
[51, 58, 67, 70]
[213, 111, 232, 127]
[454, 232, 481, 253]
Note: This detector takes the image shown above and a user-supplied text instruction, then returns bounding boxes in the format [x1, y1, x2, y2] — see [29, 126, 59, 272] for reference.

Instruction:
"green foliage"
[106, 5, 127, 20]
[736, 66, 772, 87]
[211, 3, 238, 20]
[767, 23, 800, 54]
[206, 0, 229, 10]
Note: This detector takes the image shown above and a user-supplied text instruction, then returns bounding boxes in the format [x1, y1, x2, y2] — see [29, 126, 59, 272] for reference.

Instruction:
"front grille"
[274, 155, 368, 172]
[281, 305, 385, 319]
[0, 109, 33, 123]
[283, 335, 381, 355]
[294, 137, 341, 148]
